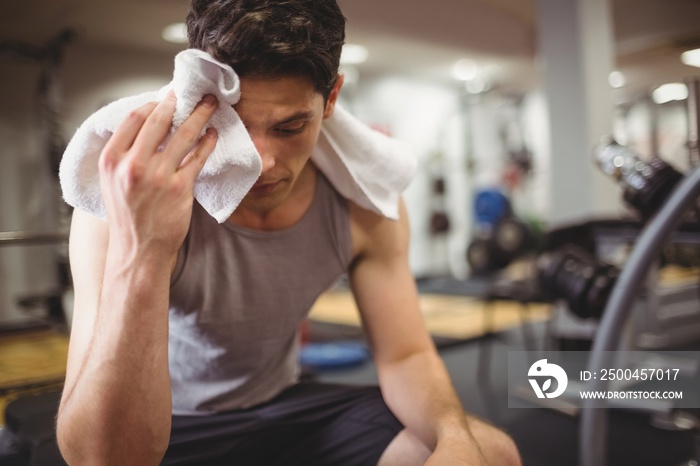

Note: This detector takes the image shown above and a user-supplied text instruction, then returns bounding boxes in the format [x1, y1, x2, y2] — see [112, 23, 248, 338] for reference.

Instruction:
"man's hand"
[98, 91, 219, 260]
[424, 437, 487, 466]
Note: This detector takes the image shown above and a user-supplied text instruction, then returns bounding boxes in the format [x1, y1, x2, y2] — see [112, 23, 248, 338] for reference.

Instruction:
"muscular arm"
[56, 94, 218, 465]
[349, 200, 486, 465]
[57, 210, 174, 465]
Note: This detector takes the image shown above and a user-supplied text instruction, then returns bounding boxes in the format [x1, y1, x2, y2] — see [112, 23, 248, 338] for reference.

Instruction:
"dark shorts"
[161, 382, 405, 466]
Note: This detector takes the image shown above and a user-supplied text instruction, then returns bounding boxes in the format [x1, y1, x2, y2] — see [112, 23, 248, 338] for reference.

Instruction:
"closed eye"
[275, 123, 306, 135]
[272, 110, 314, 135]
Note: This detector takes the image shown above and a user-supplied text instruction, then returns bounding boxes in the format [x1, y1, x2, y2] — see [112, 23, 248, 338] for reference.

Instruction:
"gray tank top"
[168, 172, 353, 415]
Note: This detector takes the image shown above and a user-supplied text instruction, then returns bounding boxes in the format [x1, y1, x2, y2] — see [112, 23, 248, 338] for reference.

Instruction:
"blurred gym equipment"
[0, 30, 75, 466]
[0, 29, 75, 332]
[581, 163, 700, 466]
[537, 245, 619, 321]
[466, 189, 540, 275]
[594, 137, 684, 221]
[578, 81, 700, 465]
[0, 28, 75, 177]
[0, 231, 70, 332]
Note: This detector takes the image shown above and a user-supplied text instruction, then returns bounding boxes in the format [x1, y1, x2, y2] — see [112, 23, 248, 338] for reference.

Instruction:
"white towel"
[312, 105, 416, 219]
[59, 49, 416, 223]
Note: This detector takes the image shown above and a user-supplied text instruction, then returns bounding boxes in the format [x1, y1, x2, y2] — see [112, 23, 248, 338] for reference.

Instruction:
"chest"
[168, 198, 352, 338]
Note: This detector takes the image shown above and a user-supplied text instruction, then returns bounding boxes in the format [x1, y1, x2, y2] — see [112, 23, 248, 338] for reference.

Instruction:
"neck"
[227, 163, 317, 231]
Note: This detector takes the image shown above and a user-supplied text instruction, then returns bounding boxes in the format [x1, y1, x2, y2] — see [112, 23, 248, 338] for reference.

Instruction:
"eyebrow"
[272, 110, 315, 126]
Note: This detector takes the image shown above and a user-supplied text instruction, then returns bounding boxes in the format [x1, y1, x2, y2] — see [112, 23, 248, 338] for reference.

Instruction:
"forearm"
[58, 249, 173, 465]
[57, 92, 218, 465]
[377, 350, 485, 462]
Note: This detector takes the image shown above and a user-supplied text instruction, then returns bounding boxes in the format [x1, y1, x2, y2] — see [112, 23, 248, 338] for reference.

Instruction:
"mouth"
[249, 179, 281, 194]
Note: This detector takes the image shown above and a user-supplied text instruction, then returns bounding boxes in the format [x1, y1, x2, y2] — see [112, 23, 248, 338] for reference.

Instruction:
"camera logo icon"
[528, 359, 568, 399]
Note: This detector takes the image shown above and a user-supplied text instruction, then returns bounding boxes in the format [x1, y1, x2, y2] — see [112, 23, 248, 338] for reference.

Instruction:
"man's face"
[233, 74, 340, 214]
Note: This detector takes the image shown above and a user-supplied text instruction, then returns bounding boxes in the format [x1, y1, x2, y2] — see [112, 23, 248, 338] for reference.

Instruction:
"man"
[56, 0, 521, 464]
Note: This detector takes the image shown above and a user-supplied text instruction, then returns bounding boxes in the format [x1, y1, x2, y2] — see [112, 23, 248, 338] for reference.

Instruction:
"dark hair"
[186, 0, 346, 100]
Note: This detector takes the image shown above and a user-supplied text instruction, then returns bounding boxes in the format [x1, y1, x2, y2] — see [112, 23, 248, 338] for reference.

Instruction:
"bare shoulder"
[348, 198, 410, 261]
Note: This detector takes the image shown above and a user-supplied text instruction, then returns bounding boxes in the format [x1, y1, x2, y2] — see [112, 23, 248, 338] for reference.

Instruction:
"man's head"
[186, 0, 346, 102]
[187, 0, 347, 216]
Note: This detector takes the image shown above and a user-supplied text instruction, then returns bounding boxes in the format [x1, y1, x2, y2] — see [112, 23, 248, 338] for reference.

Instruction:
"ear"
[323, 74, 345, 119]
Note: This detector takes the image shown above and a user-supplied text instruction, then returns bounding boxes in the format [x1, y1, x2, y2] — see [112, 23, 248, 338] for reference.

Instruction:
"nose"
[250, 134, 276, 174]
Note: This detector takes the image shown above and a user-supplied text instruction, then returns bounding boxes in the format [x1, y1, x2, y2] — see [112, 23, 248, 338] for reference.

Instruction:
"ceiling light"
[608, 71, 626, 88]
[652, 83, 688, 104]
[681, 48, 700, 68]
[464, 75, 489, 94]
[341, 44, 368, 65]
[162, 22, 188, 44]
[452, 59, 478, 81]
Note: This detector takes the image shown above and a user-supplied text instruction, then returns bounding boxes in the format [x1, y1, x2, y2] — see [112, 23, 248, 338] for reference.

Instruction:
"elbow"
[56, 405, 81, 464]
[56, 423, 89, 466]
[56, 414, 90, 466]
[56, 410, 169, 466]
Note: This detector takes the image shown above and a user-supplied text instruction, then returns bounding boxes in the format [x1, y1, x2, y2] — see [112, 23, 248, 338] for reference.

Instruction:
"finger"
[102, 101, 158, 160]
[130, 91, 178, 157]
[178, 127, 218, 181]
[162, 94, 218, 171]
